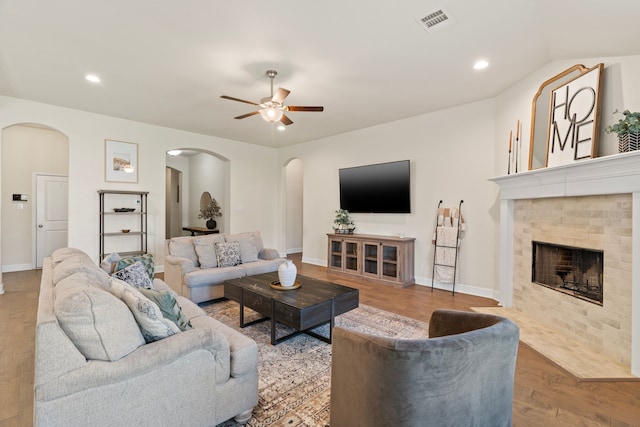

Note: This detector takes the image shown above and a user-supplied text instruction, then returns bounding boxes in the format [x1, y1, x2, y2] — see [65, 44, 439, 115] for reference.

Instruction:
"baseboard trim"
[2, 263, 34, 273]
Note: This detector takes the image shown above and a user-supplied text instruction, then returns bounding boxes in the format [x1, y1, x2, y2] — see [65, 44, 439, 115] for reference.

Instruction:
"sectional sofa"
[34, 247, 258, 426]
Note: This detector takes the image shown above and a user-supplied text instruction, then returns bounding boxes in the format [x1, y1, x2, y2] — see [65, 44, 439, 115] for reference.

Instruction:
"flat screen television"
[339, 160, 411, 213]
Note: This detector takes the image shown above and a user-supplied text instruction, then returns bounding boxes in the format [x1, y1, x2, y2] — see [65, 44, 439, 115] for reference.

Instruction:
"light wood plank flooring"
[1, 255, 639, 426]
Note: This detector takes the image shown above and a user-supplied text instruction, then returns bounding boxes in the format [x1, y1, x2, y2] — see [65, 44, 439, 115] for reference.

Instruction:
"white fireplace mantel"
[489, 150, 640, 376]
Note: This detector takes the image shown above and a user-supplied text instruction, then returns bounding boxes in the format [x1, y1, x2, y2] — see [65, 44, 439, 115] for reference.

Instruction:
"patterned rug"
[203, 300, 429, 427]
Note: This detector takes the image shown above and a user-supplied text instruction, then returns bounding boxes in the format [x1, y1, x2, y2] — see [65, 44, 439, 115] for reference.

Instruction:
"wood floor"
[1, 256, 639, 426]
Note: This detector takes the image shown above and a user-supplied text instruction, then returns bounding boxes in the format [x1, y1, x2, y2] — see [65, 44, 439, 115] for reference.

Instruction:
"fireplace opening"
[531, 241, 603, 305]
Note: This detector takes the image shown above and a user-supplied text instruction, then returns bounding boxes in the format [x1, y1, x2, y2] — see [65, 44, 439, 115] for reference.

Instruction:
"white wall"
[285, 158, 303, 253]
[278, 99, 498, 298]
[0, 96, 279, 272]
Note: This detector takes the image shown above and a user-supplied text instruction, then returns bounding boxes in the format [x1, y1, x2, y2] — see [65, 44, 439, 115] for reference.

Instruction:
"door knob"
[38, 224, 43, 228]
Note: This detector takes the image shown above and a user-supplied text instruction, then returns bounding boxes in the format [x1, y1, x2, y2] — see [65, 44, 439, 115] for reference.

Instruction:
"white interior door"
[36, 175, 68, 267]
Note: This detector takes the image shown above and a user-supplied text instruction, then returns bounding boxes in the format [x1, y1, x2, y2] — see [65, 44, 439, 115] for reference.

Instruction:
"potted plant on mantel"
[604, 109, 640, 153]
[333, 209, 355, 234]
[199, 198, 222, 229]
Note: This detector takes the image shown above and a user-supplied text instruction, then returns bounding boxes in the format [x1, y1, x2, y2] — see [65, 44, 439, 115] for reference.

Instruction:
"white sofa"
[35, 248, 259, 426]
[164, 231, 285, 303]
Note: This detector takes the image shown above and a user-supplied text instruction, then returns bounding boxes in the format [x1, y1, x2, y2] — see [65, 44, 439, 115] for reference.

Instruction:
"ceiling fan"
[221, 70, 323, 126]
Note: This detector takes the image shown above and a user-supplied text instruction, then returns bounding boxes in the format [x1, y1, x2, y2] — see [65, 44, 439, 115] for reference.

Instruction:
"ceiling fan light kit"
[221, 69, 323, 126]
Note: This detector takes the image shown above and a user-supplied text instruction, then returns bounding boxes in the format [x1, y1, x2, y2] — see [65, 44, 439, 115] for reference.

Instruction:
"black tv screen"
[339, 160, 411, 213]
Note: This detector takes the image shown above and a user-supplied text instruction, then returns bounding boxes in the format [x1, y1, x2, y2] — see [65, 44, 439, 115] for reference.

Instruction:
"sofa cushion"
[168, 236, 200, 267]
[109, 278, 181, 343]
[242, 259, 286, 277]
[226, 231, 264, 253]
[52, 256, 110, 288]
[226, 234, 258, 263]
[215, 241, 241, 267]
[193, 235, 226, 268]
[183, 266, 246, 289]
[55, 284, 145, 361]
[51, 247, 93, 267]
[112, 261, 154, 289]
[115, 253, 155, 280]
[137, 288, 193, 331]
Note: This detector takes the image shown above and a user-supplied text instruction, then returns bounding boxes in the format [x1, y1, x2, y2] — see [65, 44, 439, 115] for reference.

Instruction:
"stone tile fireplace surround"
[490, 151, 640, 376]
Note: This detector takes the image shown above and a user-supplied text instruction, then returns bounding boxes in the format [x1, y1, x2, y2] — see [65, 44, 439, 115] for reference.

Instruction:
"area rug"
[203, 300, 429, 427]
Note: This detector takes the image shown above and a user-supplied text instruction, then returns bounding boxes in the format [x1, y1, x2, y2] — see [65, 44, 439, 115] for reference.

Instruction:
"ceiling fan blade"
[272, 87, 290, 104]
[280, 114, 293, 126]
[234, 111, 259, 119]
[221, 95, 259, 106]
[286, 106, 324, 112]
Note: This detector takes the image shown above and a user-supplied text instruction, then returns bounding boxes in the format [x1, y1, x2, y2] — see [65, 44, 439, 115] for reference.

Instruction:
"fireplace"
[532, 241, 603, 305]
[489, 151, 640, 374]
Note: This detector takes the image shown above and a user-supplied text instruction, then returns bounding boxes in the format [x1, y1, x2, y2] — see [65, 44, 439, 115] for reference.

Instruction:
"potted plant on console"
[199, 198, 222, 229]
[333, 209, 355, 234]
[604, 109, 640, 153]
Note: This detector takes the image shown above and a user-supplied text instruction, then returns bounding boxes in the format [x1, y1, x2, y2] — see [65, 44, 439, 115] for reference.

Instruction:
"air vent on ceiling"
[416, 8, 456, 33]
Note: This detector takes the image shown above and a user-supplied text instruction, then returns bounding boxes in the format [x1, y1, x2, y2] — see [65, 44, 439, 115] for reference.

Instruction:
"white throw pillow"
[109, 278, 180, 343]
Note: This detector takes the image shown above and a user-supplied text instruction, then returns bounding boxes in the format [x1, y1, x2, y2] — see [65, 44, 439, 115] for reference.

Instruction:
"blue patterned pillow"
[215, 241, 241, 267]
[111, 261, 153, 289]
[115, 253, 154, 280]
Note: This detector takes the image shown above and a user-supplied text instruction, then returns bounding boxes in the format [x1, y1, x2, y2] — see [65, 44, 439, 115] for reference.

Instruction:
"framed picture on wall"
[545, 63, 603, 167]
[105, 139, 138, 183]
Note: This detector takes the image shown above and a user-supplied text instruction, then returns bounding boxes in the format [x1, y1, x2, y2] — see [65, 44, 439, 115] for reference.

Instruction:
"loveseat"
[35, 247, 259, 426]
[164, 230, 285, 303]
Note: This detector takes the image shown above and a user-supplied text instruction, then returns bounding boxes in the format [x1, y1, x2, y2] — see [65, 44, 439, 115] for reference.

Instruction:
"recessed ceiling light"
[277, 125, 286, 131]
[85, 74, 101, 83]
[473, 60, 489, 70]
[167, 149, 182, 156]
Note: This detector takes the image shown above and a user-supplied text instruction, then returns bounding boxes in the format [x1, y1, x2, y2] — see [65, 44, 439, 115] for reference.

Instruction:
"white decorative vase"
[278, 260, 297, 287]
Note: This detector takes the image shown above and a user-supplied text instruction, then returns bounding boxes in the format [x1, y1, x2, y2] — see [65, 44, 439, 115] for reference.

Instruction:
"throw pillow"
[193, 235, 225, 268]
[55, 285, 145, 361]
[215, 241, 241, 267]
[109, 278, 181, 343]
[100, 252, 122, 274]
[137, 288, 193, 331]
[111, 261, 153, 289]
[115, 253, 154, 281]
[168, 236, 199, 267]
[227, 235, 259, 264]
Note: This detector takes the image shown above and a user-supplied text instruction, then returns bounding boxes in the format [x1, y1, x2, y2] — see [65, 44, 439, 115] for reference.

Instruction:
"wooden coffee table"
[223, 272, 359, 345]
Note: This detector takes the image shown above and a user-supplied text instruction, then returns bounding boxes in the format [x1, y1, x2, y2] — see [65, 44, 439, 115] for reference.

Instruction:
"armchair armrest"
[259, 248, 281, 260]
[36, 327, 231, 401]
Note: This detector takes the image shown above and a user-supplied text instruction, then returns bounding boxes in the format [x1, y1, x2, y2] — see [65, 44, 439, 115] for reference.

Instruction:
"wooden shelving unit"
[98, 190, 148, 261]
[327, 233, 415, 287]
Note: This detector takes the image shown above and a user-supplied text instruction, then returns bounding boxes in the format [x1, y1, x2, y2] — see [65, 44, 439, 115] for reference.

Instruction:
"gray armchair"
[330, 309, 520, 427]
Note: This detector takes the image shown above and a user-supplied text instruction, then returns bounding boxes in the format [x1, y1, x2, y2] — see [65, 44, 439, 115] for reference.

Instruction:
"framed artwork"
[105, 139, 138, 183]
[545, 63, 603, 167]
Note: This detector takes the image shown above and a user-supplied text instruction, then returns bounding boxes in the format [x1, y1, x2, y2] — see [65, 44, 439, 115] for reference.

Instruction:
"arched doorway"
[1, 123, 69, 278]
[165, 149, 230, 238]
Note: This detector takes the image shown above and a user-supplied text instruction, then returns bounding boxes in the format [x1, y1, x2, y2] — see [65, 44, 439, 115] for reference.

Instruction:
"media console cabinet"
[327, 233, 415, 287]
